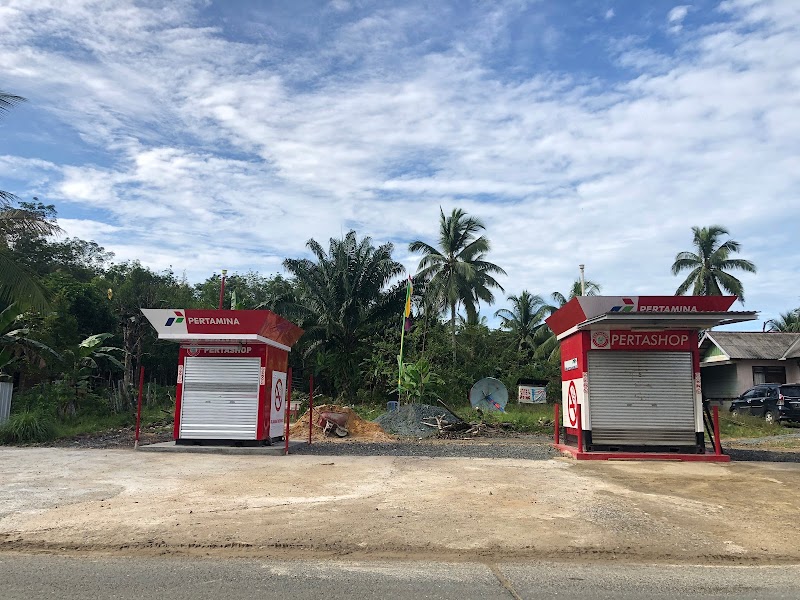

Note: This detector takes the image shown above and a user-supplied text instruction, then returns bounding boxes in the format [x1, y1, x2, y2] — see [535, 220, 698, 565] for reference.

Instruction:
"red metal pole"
[218, 270, 227, 309]
[308, 373, 314, 445]
[576, 404, 583, 453]
[134, 366, 144, 449]
[554, 403, 560, 445]
[284, 367, 292, 456]
[713, 405, 722, 455]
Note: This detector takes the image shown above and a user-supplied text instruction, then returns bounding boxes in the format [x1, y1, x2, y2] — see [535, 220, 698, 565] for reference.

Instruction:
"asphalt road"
[1, 554, 799, 600]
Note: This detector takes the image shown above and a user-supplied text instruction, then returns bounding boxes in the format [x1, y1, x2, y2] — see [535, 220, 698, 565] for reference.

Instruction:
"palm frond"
[714, 271, 745, 301]
[675, 267, 701, 296]
[719, 258, 757, 273]
[0, 250, 49, 311]
[671, 252, 700, 275]
[0, 92, 25, 117]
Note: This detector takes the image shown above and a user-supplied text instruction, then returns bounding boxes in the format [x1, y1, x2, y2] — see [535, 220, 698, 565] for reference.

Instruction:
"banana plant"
[60, 333, 124, 414]
[395, 356, 443, 404]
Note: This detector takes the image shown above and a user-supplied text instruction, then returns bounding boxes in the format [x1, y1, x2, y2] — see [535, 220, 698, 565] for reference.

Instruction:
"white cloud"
[669, 5, 691, 22]
[0, 0, 798, 327]
[668, 5, 691, 33]
[605, 8, 615, 21]
[329, 0, 351, 12]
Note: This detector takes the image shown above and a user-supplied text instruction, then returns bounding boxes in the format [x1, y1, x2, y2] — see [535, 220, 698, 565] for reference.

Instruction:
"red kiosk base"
[552, 443, 730, 462]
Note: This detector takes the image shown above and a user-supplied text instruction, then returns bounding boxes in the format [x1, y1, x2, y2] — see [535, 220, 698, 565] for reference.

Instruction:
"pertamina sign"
[591, 329, 694, 351]
[141, 309, 305, 349]
[545, 295, 738, 338]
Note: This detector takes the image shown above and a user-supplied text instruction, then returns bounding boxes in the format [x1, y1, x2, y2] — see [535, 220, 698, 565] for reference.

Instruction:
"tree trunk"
[122, 324, 133, 405]
[421, 310, 429, 355]
[451, 302, 456, 365]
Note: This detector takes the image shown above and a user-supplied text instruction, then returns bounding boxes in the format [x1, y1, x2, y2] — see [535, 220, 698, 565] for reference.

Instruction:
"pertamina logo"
[591, 331, 610, 348]
[610, 298, 635, 313]
[165, 311, 184, 326]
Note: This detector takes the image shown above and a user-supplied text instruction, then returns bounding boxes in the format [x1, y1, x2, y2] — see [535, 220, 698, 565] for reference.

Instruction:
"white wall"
[734, 359, 800, 393]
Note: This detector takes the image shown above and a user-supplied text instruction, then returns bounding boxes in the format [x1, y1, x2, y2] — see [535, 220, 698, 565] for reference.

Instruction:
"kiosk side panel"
[263, 348, 289, 440]
[560, 331, 589, 433]
[174, 346, 187, 440]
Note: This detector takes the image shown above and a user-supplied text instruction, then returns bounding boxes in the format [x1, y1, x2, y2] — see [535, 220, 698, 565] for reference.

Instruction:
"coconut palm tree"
[409, 208, 506, 363]
[671, 225, 757, 301]
[495, 291, 547, 355]
[548, 278, 602, 309]
[0, 92, 61, 310]
[284, 231, 405, 400]
[461, 259, 506, 324]
[0, 92, 26, 204]
[535, 279, 602, 362]
[765, 310, 800, 333]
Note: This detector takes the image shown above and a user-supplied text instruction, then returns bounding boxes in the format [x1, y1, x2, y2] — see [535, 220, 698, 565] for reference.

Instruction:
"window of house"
[753, 366, 786, 385]
[741, 388, 761, 399]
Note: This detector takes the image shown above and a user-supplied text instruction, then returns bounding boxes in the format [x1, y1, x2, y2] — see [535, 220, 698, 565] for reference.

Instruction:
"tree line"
[2, 196, 788, 409]
[3, 88, 797, 440]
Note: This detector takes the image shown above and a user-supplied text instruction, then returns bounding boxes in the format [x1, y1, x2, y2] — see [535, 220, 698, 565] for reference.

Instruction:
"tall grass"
[0, 411, 57, 444]
[719, 412, 785, 439]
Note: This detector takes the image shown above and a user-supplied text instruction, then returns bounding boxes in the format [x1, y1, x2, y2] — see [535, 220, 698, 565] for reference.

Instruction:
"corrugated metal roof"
[705, 331, 800, 360]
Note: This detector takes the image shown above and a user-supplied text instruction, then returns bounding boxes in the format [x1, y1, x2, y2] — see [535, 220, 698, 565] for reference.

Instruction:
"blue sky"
[1, 0, 798, 329]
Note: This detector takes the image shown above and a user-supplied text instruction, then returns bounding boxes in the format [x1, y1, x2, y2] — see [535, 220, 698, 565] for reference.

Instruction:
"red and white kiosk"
[545, 296, 755, 461]
[142, 309, 303, 444]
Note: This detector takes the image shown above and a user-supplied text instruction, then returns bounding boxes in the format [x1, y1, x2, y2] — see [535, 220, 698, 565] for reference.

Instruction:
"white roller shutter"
[180, 357, 261, 439]
[587, 351, 696, 446]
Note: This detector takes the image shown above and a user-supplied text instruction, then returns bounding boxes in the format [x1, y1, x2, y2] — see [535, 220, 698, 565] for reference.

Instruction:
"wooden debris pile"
[421, 413, 516, 438]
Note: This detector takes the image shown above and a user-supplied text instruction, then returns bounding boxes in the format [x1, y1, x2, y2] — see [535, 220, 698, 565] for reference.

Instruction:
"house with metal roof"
[699, 331, 800, 402]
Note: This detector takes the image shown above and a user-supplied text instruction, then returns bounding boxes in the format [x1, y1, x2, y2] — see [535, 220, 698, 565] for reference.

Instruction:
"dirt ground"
[2, 447, 800, 564]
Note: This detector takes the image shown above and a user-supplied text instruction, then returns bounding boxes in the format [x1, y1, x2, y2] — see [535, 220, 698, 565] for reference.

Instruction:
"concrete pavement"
[1, 554, 799, 600]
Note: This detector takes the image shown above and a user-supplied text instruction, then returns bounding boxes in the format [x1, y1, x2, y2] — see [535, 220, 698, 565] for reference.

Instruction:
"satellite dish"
[469, 377, 508, 412]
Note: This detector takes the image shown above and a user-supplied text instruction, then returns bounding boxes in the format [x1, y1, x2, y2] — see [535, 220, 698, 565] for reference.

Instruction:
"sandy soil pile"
[289, 404, 394, 441]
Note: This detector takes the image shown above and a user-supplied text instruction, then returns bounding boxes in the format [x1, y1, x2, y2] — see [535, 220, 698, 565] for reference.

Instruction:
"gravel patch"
[374, 403, 459, 438]
[723, 431, 800, 446]
[290, 437, 559, 459]
[724, 448, 800, 462]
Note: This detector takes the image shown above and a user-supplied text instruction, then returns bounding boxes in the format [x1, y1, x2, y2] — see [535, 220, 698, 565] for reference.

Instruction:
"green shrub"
[0, 410, 57, 444]
[456, 403, 556, 434]
[719, 412, 784, 439]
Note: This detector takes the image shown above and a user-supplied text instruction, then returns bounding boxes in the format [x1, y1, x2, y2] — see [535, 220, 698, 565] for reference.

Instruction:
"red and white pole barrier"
[554, 403, 560, 445]
[713, 405, 722, 456]
[134, 366, 144, 449]
[576, 404, 583, 453]
[308, 373, 314, 445]
[284, 367, 292, 456]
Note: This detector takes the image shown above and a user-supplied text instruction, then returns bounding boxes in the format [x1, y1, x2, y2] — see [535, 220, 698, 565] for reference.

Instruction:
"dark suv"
[729, 383, 800, 424]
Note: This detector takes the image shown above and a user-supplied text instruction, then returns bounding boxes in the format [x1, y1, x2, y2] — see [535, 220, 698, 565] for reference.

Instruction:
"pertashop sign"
[590, 329, 694, 351]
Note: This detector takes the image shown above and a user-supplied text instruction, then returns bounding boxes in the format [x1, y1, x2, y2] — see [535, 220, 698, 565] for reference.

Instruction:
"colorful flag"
[404, 277, 413, 317]
[398, 276, 413, 391]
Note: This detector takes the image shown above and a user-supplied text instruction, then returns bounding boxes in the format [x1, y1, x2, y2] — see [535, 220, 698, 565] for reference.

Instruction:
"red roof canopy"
[141, 309, 304, 350]
[545, 296, 754, 338]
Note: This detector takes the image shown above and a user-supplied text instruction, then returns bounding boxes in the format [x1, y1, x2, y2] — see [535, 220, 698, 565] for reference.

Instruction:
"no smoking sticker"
[274, 379, 283, 411]
[567, 381, 578, 426]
